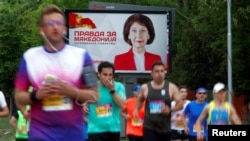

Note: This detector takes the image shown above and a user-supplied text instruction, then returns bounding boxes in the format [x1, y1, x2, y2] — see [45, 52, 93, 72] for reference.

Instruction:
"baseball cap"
[213, 82, 226, 94]
[196, 87, 207, 94]
[133, 85, 141, 92]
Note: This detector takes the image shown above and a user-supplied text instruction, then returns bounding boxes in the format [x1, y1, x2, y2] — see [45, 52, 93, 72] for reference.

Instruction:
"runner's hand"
[197, 132, 205, 141]
[162, 105, 171, 116]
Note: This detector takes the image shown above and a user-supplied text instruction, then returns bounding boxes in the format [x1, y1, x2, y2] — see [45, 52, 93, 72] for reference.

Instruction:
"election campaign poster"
[65, 10, 170, 73]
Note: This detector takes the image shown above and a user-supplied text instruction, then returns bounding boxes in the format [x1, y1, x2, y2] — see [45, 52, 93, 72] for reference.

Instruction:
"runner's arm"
[196, 105, 209, 133]
[9, 116, 17, 129]
[134, 84, 146, 118]
[170, 82, 183, 112]
[230, 105, 242, 124]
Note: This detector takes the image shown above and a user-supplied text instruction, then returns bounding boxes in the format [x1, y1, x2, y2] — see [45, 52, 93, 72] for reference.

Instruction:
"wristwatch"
[30, 91, 38, 102]
[109, 90, 115, 95]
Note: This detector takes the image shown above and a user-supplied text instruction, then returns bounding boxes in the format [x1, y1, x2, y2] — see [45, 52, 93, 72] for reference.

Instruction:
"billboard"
[88, 2, 175, 74]
[64, 10, 170, 73]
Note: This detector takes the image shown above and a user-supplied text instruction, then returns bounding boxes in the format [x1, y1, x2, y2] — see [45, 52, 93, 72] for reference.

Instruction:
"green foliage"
[168, 0, 246, 91]
[0, 1, 42, 97]
[0, 0, 249, 97]
[231, 2, 250, 94]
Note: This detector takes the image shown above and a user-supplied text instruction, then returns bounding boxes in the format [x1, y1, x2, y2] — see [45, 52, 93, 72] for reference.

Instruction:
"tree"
[231, 1, 250, 94]
[0, 0, 249, 98]
[0, 1, 42, 97]
[168, 0, 226, 89]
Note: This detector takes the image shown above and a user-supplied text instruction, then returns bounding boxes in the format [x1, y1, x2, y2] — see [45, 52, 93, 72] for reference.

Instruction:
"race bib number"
[149, 100, 165, 114]
[42, 94, 72, 111]
[193, 124, 204, 133]
[176, 121, 184, 128]
[131, 118, 143, 126]
[96, 104, 112, 117]
[18, 125, 28, 133]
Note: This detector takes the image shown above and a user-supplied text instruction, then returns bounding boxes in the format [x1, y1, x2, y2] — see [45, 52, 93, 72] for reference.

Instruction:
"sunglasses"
[44, 21, 64, 27]
[198, 92, 206, 95]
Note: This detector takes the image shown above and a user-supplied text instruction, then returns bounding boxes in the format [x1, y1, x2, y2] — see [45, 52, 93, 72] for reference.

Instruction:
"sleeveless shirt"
[143, 81, 171, 133]
[207, 101, 231, 125]
[16, 110, 29, 139]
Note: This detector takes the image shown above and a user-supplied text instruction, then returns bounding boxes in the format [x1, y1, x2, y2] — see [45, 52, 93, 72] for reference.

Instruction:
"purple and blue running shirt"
[14, 44, 94, 141]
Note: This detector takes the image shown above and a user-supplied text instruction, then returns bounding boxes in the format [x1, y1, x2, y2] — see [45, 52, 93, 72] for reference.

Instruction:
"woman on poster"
[114, 14, 162, 71]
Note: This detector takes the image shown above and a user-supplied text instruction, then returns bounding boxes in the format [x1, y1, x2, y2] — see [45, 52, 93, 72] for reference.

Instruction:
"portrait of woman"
[114, 14, 162, 71]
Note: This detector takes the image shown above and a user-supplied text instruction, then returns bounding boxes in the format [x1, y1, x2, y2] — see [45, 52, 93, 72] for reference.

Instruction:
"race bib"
[193, 124, 204, 133]
[42, 94, 72, 111]
[96, 104, 112, 117]
[18, 125, 28, 133]
[176, 121, 184, 128]
[149, 100, 165, 114]
[131, 118, 143, 126]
